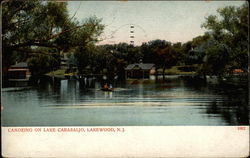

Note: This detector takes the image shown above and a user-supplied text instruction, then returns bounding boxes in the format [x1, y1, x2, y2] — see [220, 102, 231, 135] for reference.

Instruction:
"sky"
[67, 1, 245, 45]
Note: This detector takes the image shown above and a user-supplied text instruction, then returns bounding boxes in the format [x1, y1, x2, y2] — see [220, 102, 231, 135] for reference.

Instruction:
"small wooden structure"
[8, 62, 31, 81]
[125, 63, 155, 79]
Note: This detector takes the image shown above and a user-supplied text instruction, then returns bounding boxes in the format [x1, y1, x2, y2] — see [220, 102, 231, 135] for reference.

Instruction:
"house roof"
[10, 62, 28, 68]
[125, 63, 154, 70]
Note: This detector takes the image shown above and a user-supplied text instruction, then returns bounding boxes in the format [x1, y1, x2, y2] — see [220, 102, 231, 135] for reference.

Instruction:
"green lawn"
[46, 69, 66, 76]
[159, 65, 198, 75]
[46, 65, 198, 78]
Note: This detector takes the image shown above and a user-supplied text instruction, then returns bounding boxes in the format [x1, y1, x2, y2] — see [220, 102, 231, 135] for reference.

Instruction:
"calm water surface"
[2, 76, 249, 126]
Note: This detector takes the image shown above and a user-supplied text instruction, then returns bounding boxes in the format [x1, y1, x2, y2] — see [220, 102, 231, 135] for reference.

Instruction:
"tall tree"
[201, 2, 248, 74]
[185, 34, 211, 65]
[2, 0, 104, 74]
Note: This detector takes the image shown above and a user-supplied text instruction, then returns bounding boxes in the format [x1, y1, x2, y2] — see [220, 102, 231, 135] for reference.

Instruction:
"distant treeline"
[2, 1, 248, 78]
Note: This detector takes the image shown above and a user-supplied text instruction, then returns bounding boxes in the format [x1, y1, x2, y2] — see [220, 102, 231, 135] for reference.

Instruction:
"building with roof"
[8, 62, 31, 82]
[125, 63, 155, 79]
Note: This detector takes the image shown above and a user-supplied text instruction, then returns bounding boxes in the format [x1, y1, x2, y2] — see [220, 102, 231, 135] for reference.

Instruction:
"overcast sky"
[67, 1, 245, 45]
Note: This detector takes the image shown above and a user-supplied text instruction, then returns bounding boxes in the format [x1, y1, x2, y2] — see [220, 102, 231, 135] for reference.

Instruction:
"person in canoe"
[101, 83, 114, 91]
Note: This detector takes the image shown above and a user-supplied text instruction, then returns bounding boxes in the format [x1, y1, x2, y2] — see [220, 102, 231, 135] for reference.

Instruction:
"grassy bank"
[158, 65, 198, 75]
[45, 65, 198, 78]
[46, 69, 66, 77]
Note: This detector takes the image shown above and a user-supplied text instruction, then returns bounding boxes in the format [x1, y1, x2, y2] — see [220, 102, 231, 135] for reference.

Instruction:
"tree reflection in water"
[182, 76, 249, 125]
[2, 75, 249, 126]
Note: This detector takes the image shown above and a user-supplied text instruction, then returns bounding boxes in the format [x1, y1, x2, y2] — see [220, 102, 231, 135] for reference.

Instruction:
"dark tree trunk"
[162, 67, 166, 80]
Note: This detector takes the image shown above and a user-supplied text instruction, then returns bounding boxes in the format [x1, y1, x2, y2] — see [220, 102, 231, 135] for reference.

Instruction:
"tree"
[27, 47, 61, 75]
[185, 34, 211, 65]
[2, 1, 68, 63]
[141, 39, 171, 65]
[2, 0, 104, 75]
[181, 41, 193, 65]
[201, 2, 248, 74]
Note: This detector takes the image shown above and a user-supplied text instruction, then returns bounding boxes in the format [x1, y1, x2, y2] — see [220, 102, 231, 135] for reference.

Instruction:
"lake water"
[2, 75, 249, 126]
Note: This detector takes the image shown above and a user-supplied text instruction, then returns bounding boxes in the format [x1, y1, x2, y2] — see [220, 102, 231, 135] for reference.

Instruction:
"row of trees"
[68, 40, 189, 79]
[2, 1, 248, 78]
[64, 1, 247, 78]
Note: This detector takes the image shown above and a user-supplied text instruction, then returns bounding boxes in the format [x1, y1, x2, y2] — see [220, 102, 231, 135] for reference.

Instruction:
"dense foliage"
[2, 1, 248, 78]
[2, 0, 104, 75]
[74, 2, 248, 78]
[200, 3, 248, 75]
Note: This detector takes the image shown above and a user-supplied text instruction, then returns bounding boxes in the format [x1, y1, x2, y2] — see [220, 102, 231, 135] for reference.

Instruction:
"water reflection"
[2, 75, 249, 126]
